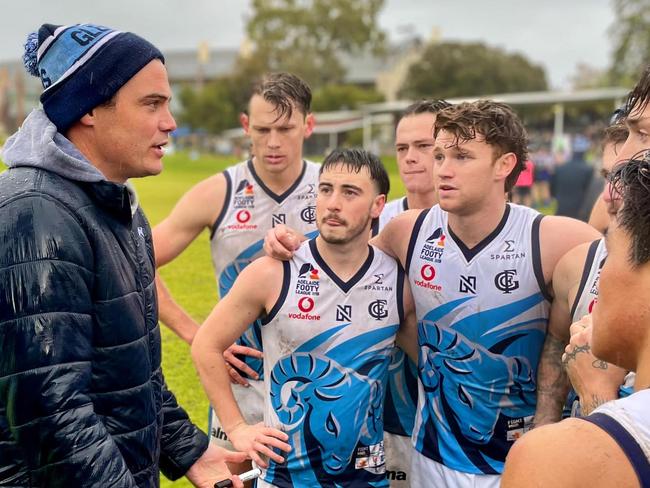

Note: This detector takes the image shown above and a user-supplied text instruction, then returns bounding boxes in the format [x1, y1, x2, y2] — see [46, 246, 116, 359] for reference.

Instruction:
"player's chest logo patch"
[419, 227, 446, 263]
[295, 263, 320, 296]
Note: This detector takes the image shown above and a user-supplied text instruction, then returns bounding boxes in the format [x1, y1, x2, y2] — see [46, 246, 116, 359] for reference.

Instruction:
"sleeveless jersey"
[373, 196, 419, 438]
[571, 238, 607, 322]
[586, 390, 650, 487]
[565, 238, 607, 418]
[407, 203, 550, 474]
[259, 239, 404, 488]
[210, 159, 320, 378]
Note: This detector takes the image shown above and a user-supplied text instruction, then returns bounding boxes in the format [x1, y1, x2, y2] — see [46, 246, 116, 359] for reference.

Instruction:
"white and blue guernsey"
[407, 203, 550, 474]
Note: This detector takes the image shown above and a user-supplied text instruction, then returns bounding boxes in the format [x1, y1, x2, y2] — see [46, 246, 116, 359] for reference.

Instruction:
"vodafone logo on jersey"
[236, 210, 251, 223]
[227, 209, 257, 230]
[289, 296, 320, 320]
[298, 297, 314, 312]
[414, 264, 442, 292]
[420, 264, 436, 281]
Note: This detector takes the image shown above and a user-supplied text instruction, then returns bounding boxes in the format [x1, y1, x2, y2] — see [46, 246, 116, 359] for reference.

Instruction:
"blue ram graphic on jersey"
[218, 231, 320, 378]
[384, 348, 418, 436]
[267, 324, 396, 487]
[415, 293, 548, 473]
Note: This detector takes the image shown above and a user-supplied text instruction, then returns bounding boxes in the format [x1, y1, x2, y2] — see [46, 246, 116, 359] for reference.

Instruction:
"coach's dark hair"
[249, 72, 312, 120]
[610, 152, 650, 265]
[320, 148, 390, 196]
[623, 65, 650, 119]
[434, 100, 528, 192]
[402, 99, 451, 118]
[601, 124, 629, 153]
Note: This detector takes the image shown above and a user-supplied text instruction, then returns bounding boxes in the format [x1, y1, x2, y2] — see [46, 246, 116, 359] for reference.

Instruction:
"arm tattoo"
[562, 344, 591, 364]
[583, 394, 609, 416]
[535, 334, 570, 425]
[591, 359, 609, 370]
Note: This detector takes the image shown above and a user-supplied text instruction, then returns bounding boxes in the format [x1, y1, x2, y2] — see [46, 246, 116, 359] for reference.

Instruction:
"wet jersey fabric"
[407, 203, 550, 474]
[259, 239, 404, 487]
[210, 159, 319, 378]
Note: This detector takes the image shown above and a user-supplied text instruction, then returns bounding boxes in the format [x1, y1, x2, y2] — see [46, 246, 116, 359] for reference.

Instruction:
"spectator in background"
[551, 137, 594, 219]
[532, 146, 555, 207]
[512, 159, 535, 206]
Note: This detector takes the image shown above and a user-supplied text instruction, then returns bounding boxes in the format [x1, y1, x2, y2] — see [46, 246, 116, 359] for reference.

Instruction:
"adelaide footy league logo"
[233, 179, 255, 208]
[295, 263, 320, 296]
[420, 227, 445, 263]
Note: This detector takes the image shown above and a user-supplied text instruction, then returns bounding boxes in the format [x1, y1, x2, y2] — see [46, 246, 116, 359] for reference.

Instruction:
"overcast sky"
[1, 0, 614, 89]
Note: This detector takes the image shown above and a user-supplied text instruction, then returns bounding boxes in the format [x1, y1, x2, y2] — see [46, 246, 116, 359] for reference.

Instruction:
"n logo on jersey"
[368, 300, 388, 320]
[295, 263, 320, 296]
[495, 269, 519, 294]
[300, 205, 316, 224]
[233, 179, 255, 208]
[336, 305, 352, 322]
[420, 227, 445, 263]
[272, 213, 286, 227]
[459, 275, 477, 294]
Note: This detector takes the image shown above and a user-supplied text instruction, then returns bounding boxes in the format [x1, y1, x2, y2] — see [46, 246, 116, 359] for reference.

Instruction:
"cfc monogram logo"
[495, 269, 519, 294]
[368, 299, 388, 320]
[301, 205, 316, 224]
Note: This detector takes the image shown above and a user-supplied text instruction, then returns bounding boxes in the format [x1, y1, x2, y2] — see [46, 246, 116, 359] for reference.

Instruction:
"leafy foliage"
[311, 84, 384, 111]
[609, 0, 650, 84]
[398, 41, 548, 99]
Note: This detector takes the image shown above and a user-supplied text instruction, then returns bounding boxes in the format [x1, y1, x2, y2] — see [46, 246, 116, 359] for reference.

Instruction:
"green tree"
[311, 84, 384, 111]
[398, 41, 548, 99]
[238, 0, 386, 87]
[177, 79, 239, 133]
[609, 0, 650, 84]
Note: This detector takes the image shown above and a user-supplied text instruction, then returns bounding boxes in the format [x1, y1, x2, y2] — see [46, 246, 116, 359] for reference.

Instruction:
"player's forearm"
[534, 333, 570, 426]
[156, 274, 200, 343]
[191, 342, 247, 434]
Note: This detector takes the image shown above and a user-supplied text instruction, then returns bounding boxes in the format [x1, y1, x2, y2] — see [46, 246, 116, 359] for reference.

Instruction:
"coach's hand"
[228, 422, 291, 468]
[562, 315, 626, 415]
[186, 442, 247, 488]
[263, 224, 303, 260]
[224, 344, 263, 386]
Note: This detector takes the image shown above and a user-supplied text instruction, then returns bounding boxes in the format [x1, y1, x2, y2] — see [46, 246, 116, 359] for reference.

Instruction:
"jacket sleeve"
[158, 378, 209, 480]
[0, 195, 137, 487]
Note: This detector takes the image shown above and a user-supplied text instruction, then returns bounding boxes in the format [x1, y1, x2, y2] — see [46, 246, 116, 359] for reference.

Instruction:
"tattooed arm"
[533, 318, 570, 426]
[562, 316, 627, 415]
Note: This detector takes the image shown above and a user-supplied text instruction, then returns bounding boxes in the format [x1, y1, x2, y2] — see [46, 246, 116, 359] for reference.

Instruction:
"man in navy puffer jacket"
[0, 23, 245, 487]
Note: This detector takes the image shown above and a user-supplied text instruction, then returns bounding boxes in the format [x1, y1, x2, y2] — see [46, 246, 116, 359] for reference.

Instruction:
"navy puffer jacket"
[0, 111, 208, 487]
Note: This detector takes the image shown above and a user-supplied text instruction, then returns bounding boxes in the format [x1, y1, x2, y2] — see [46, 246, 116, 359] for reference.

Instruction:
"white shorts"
[384, 432, 412, 487]
[410, 450, 501, 488]
[208, 380, 265, 449]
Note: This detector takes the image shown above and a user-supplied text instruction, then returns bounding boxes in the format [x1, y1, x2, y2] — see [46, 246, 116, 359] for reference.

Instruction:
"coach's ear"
[304, 113, 315, 139]
[240, 112, 250, 134]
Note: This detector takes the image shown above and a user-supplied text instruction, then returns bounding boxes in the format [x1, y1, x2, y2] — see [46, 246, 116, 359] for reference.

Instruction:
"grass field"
[0, 151, 403, 487]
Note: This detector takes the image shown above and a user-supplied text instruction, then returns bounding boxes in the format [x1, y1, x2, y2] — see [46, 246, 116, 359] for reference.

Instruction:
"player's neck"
[406, 190, 437, 210]
[315, 235, 370, 281]
[251, 156, 304, 194]
[447, 198, 507, 249]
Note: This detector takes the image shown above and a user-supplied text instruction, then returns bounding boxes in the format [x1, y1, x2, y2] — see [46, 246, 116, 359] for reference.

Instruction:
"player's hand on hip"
[228, 422, 291, 468]
[224, 344, 263, 385]
[263, 224, 303, 260]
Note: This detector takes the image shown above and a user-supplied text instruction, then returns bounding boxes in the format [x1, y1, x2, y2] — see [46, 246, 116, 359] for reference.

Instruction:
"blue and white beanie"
[23, 23, 164, 132]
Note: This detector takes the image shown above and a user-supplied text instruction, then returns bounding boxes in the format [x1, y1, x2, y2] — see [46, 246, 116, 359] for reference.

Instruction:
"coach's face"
[84, 60, 176, 183]
[316, 163, 384, 245]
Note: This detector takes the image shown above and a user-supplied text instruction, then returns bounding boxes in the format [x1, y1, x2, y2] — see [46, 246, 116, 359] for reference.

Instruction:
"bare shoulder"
[502, 418, 638, 488]
[539, 216, 601, 282]
[554, 240, 595, 282]
[372, 208, 424, 265]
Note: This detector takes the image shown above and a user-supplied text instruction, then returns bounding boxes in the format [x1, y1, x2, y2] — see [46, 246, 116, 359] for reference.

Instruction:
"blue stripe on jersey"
[415, 292, 548, 474]
[384, 348, 419, 436]
[219, 230, 320, 379]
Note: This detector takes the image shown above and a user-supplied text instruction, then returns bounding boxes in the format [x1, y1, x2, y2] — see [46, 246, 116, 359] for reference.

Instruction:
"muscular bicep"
[370, 210, 419, 267]
[397, 279, 418, 363]
[153, 173, 226, 267]
[198, 257, 284, 351]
